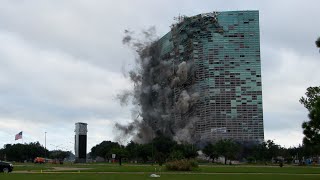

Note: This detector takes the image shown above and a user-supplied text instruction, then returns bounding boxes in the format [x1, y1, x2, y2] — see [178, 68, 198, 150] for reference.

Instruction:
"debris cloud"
[116, 26, 198, 144]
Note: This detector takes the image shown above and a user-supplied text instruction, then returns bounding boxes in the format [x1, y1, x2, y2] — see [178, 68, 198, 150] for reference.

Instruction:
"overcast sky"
[0, 0, 319, 152]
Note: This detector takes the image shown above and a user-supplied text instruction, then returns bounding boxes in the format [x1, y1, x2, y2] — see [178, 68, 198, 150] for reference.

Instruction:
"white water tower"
[74, 122, 87, 163]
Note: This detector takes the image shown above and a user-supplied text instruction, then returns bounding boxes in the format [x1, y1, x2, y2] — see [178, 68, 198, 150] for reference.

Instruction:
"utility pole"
[45, 132, 47, 158]
[152, 139, 154, 165]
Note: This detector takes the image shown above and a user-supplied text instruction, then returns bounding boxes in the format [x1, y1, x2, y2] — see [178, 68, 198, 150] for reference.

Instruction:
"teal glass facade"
[159, 11, 263, 143]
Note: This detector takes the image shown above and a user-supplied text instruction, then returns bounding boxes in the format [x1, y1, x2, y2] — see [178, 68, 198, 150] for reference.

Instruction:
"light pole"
[45, 132, 47, 158]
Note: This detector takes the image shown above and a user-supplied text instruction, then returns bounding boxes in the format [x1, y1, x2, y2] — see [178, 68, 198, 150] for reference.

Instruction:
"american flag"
[15, 131, 23, 140]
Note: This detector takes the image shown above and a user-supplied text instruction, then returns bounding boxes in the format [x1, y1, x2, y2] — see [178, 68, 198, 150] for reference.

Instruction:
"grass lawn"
[13, 165, 53, 171]
[4, 163, 320, 180]
[198, 165, 320, 174]
[12, 163, 320, 174]
[1, 173, 320, 180]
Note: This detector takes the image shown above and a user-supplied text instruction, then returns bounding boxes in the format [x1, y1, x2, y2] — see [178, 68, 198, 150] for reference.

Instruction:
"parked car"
[0, 161, 13, 173]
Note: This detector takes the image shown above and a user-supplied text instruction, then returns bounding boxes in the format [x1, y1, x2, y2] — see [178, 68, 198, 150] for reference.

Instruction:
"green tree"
[300, 86, 320, 111]
[252, 142, 268, 162]
[125, 141, 139, 162]
[137, 144, 152, 163]
[151, 135, 177, 165]
[152, 136, 176, 156]
[300, 87, 320, 146]
[49, 150, 70, 160]
[174, 144, 198, 159]
[237, 142, 258, 162]
[203, 143, 218, 163]
[1, 142, 47, 162]
[90, 141, 120, 162]
[302, 100, 320, 146]
[316, 37, 320, 49]
[110, 146, 128, 166]
[287, 146, 303, 161]
[265, 140, 281, 160]
[169, 150, 184, 160]
[214, 139, 239, 164]
[181, 144, 198, 159]
[155, 152, 166, 166]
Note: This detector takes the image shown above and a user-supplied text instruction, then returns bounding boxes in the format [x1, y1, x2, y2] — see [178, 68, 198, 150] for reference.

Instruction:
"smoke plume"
[116, 26, 199, 144]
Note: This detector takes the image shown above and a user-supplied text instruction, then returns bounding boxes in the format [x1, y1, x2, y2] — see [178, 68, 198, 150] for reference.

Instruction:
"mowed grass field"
[2, 163, 320, 180]
[12, 163, 320, 174]
[1, 173, 320, 180]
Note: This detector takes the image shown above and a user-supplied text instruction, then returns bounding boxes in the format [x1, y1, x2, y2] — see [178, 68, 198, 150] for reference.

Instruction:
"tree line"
[90, 136, 316, 165]
[90, 136, 197, 165]
[0, 142, 70, 162]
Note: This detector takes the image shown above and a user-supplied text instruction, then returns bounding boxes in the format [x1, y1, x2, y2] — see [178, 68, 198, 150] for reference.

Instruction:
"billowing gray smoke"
[116, 27, 199, 144]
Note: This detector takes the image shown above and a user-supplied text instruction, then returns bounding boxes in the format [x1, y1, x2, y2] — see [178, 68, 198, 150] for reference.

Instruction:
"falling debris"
[116, 25, 199, 143]
[117, 11, 264, 144]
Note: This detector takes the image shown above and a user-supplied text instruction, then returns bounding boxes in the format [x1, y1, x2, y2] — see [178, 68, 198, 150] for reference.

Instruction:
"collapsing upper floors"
[155, 11, 264, 143]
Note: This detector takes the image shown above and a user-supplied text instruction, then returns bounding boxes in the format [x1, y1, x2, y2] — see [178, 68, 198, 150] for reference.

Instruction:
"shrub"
[246, 156, 255, 163]
[166, 159, 199, 171]
[279, 161, 283, 167]
[189, 159, 199, 168]
[169, 150, 184, 160]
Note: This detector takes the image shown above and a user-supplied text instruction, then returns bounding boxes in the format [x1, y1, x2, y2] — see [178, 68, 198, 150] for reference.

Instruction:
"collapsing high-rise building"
[119, 10, 264, 144]
[157, 10, 264, 143]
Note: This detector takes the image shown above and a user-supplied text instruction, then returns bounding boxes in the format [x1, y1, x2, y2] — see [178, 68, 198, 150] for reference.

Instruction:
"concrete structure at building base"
[74, 122, 87, 163]
[158, 11, 264, 143]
